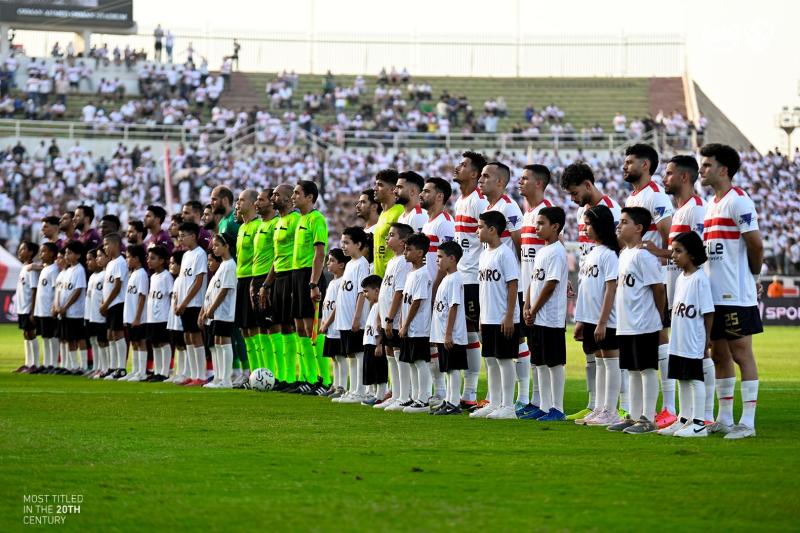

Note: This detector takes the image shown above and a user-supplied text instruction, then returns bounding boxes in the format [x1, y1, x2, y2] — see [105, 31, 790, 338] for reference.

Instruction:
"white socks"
[594, 356, 606, 412]
[387, 354, 399, 399]
[355, 352, 365, 395]
[346, 356, 358, 393]
[691, 379, 705, 422]
[174, 347, 186, 378]
[414, 359, 432, 403]
[24, 339, 40, 367]
[398, 360, 412, 402]
[47, 338, 58, 367]
[619, 369, 630, 412]
[463, 332, 481, 402]
[485, 357, 500, 407]
[498, 358, 516, 408]
[195, 346, 206, 380]
[447, 370, 462, 406]
[531, 364, 541, 406]
[702, 358, 715, 421]
[334, 356, 346, 389]
[677, 379, 691, 421]
[658, 344, 675, 414]
[516, 341, 530, 405]
[603, 357, 621, 413]
[628, 370, 643, 420]
[115, 338, 128, 370]
[716, 377, 736, 426]
[549, 365, 565, 413]
[220, 343, 233, 384]
[642, 368, 659, 422]
[585, 352, 596, 410]
[536, 365, 551, 411]
[429, 347, 446, 398]
[740, 379, 759, 428]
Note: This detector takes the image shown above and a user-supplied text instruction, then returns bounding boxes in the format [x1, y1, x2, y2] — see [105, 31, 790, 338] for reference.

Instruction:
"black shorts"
[480, 323, 520, 360]
[437, 343, 468, 372]
[464, 284, 480, 324]
[17, 314, 35, 332]
[36, 316, 57, 338]
[667, 354, 704, 381]
[323, 336, 341, 358]
[147, 322, 170, 345]
[212, 320, 234, 338]
[64, 317, 86, 342]
[127, 324, 148, 342]
[235, 277, 257, 329]
[339, 329, 364, 356]
[399, 336, 431, 363]
[87, 321, 108, 342]
[618, 331, 660, 371]
[518, 292, 533, 337]
[579, 322, 619, 353]
[180, 306, 202, 333]
[106, 303, 124, 331]
[663, 307, 672, 329]
[711, 305, 763, 341]
[251, 275, 272, 329]
[170, 329, 186, 348]
[528, 325, 567, 367]
[273, 271, 294, 325]
[363, 344, 388, 385]
[381, 328, 402, 349]
[292, 268, 317, 320]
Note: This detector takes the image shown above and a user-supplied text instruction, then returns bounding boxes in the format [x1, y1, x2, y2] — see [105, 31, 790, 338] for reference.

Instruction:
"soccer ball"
[249, 368, 275, 391]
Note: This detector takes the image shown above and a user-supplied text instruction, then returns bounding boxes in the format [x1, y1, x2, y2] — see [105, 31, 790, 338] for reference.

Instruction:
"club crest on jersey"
[655, 206, 666, 217]
[739, 213, 753, 226]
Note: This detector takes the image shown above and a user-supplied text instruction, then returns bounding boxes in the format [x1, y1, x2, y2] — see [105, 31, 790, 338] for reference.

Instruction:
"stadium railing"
[0, 119, 224, 143]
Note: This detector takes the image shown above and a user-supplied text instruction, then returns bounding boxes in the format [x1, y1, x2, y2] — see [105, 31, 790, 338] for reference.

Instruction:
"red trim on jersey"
[578, 236, 592, 243]
[467, 342, 481, 349]
[518, 350, 530, 358]
[733, 187, 745, 196]
[678, 195, 703, 208]
[427, 235, 440, 242]
[599, 195, 613, 207]
[631, 181, 659, 196]
[428, 246, 438, 253]
[500, 230, 511, 237]
[414, 205, 423, 214]
[455, 225, 476, 233]
[705, 217, 737, 227]
[455, 215, 477, 223]
[527, 198, 553, 212]
[703, 230, 740, 240]
[0, 260, 7, 288]
[522, 237, 546, 245]
[670, 224, 692, 232]
[647, 223, 657, 231]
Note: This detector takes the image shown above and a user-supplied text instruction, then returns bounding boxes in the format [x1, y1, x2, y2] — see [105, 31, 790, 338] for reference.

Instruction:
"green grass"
[0, 324, 798, 532]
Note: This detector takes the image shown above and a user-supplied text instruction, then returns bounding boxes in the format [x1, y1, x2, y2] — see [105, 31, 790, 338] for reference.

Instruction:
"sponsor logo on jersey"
[739, 213, 753, 226]
[673, 302, 698, 319]
[478, 268, 502, 282]
[655, 206, 666, 217]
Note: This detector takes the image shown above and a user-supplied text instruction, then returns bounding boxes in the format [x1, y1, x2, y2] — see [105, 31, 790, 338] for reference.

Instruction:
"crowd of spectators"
[0, 134, 794, 276]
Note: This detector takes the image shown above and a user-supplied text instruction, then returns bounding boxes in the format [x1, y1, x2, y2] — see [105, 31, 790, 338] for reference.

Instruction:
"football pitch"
[1, 324, 798, 531]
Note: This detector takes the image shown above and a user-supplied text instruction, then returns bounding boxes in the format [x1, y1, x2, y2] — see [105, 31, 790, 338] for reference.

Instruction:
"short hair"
[479, 210, 507, 235]
[538, 206, 566, 234]
[101, 214, 121, 231]
[342, 226, 368, 248]
[128, 220, 145, 236]
[76, 204, 94, 222]
[328, 248, 350, 265]
[103, 232, 122, 245]
[216, 186, 234, 206]
[183, 200, 203, 215]
[405, 232, 430, 252]
[667, 155, 699, 183]
[20, 240, 39, 257]
[398, 171, 425, 191]
[296, 180, 319, 203]
[425, 177, 452, 204]
[42, 215, 59, 226]
[523, 164, 551, 187]
[126, 244, 146, 265]
[621, 207, 652, 237]
[179, 221, 200, 237]
[360, 189, 377, 204]
[171, 213, 183, 224]
[375, 168, 399, 185]
[361, 274, 382, 290]
[485, 161, 511, 184]
[625, 143, 660, 175]
[673, 231, 707, 266]
[462, 150, 487, 173]
[560, 162, 595, 189]
[86, 248, 97, 259]
[64, 240, 84, 256]
[148, 245, 169, 264]
[438, 240, 462, 261]
[700, 143, 741, 178]
[40, 242, 58, 256]
[147, 205, 167, 224]
[170, 250, 185, 265]
[389, 222, 414, 240]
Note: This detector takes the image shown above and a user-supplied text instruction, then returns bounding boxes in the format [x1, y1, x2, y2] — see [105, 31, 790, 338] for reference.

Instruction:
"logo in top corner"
[739, 213, 753, 226]
[655, 206, 666, 217]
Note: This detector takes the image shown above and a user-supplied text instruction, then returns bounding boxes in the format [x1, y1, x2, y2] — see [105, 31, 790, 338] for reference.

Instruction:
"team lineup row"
[14, 143, 762, 439]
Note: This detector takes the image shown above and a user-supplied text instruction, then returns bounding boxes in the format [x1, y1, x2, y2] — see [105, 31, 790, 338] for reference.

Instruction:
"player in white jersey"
[479, 161, 523, 253]
[659, 231, 714, 438]
[100, 232, 129, 380]
[623, 143, 676, 427]
[395, 171, 428, 232]
[560, 162, 623, 420]
[453, 150, 488, 409]
[320, 249, 349, 396]
[145, 246, 174, 381]
[699, 143, 763, 439]
[33, 243, 60, 372]
[14, 241, 40, 373]
[121, 245, 150, 381]
[419, 177, 456, 402]
[85, 248, 109, 378]
[165, 250, 187, 383]
[517, 164, 552, 417]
